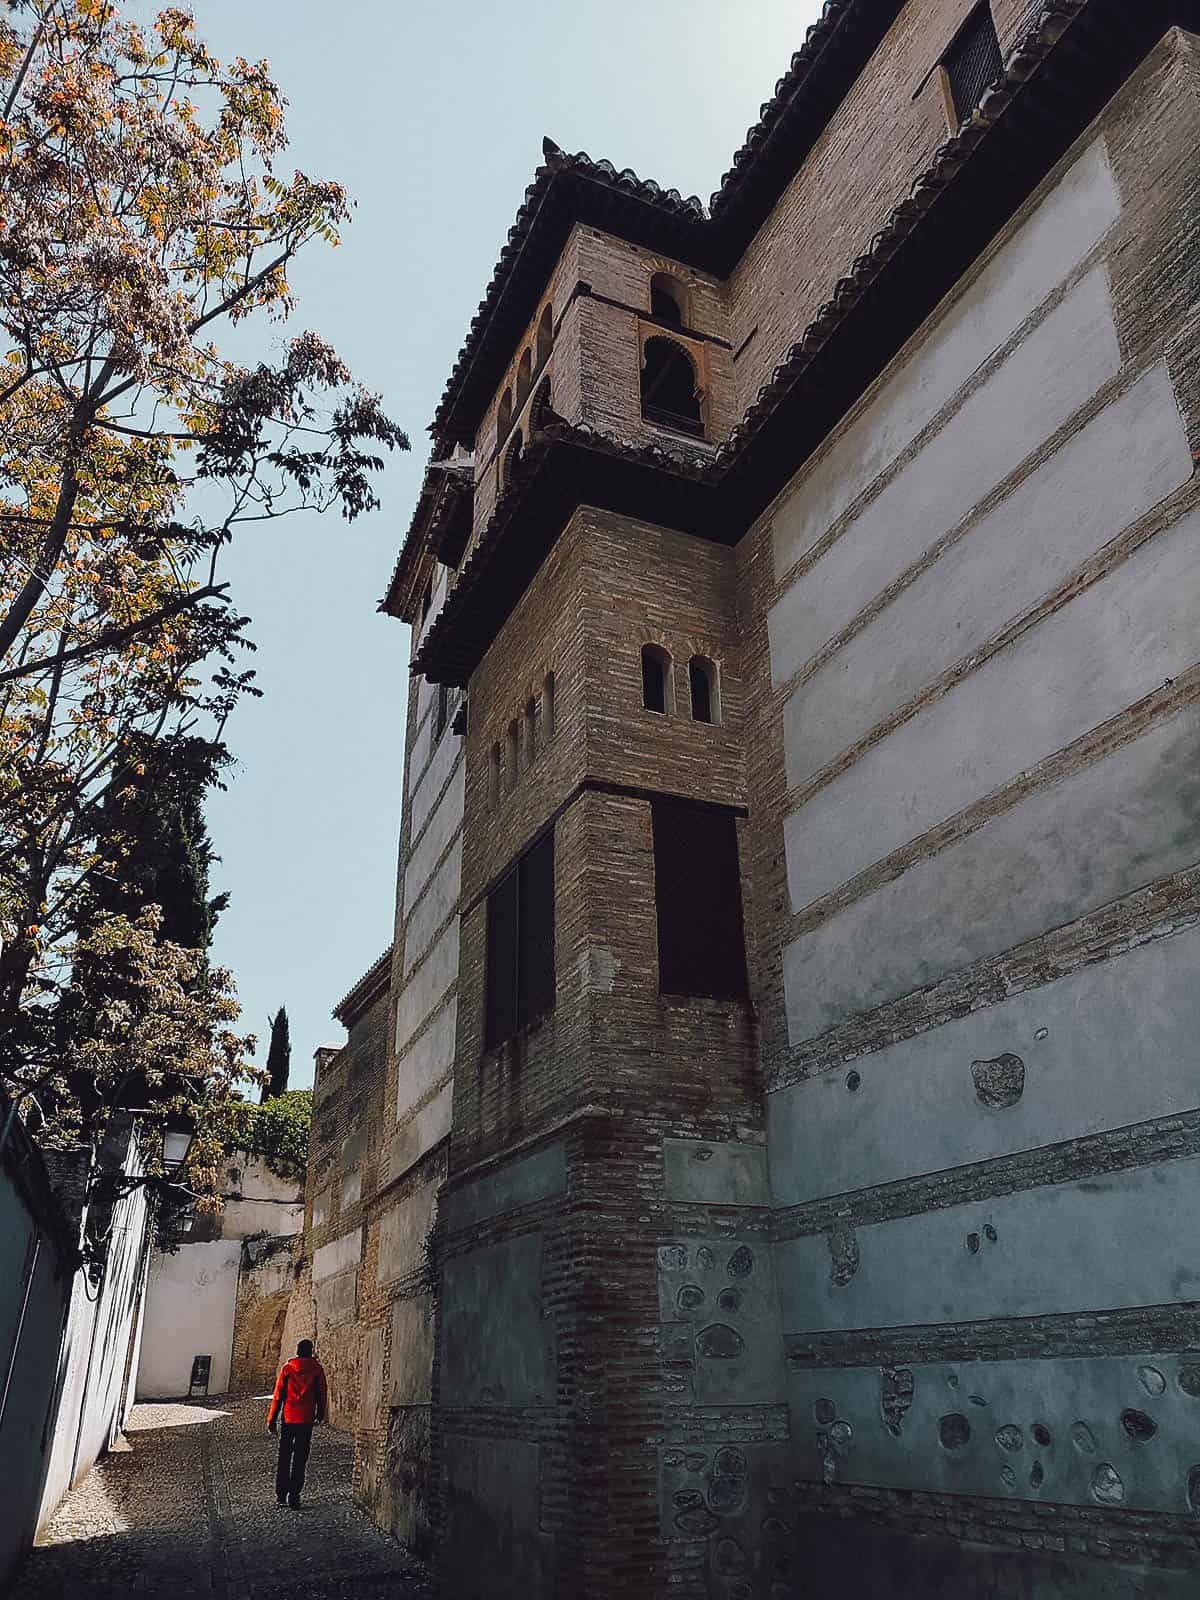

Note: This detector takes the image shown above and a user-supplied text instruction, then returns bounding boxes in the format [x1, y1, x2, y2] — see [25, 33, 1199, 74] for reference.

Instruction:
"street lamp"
[162, 1124, 194, 1173]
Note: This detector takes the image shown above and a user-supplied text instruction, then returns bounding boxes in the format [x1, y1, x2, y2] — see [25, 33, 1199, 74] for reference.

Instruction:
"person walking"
[267, 1339, 328, 1507]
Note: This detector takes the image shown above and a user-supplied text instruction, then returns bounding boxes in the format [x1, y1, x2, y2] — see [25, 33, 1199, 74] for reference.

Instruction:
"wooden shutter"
[652, 801, 748, 999]
[518, 830, 555, 1026]
[485, 867, 519, 1048]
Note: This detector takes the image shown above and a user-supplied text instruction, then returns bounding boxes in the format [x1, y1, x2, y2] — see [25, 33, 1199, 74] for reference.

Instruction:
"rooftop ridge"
[410, 0, 1164, 682]
[332, 944, 393, 1026]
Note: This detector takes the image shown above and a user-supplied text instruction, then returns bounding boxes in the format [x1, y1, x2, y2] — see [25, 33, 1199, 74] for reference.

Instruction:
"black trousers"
[276, 1422, 313, 1502]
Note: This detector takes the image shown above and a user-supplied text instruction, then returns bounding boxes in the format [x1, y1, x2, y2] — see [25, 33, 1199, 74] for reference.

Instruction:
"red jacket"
[268, 1356, 328, 1426]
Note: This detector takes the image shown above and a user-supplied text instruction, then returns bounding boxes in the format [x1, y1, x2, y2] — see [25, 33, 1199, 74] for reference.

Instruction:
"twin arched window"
[496, 304, 553, 460]
[689, 657, 719, 724]
[642, 645, 720, 724]
[641, 645, 673, 715]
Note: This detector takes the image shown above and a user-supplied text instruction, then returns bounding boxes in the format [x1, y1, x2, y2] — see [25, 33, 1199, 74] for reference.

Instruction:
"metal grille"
[945, 5, 1002, 125]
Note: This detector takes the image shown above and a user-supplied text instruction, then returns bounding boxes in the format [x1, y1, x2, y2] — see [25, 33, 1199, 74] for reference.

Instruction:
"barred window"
[944, 3, 1002, 125]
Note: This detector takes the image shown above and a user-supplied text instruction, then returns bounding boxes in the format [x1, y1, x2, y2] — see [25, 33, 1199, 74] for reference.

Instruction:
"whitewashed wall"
[763, 116, 1200, 1518]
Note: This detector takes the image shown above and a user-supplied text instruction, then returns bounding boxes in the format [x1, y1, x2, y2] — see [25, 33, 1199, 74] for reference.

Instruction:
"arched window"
[689, 656, 720, 725]
[536, 303, 553, 368]
[489, 742, 501, 807]
[497, 387, 513, 446]
[505, 719, 519, 790]
[501, 429, 523, 489]
[641, 644, 673, 715]
[650, 273, 685, 327]
[524, 697, 537, 764]
[641, 337, 703, 437]
[515, 348, 532, 409]
[543, 671, 556, 741]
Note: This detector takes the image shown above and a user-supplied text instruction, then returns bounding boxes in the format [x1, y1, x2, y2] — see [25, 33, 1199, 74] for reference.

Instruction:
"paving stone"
[11, 1397, 430, 1600]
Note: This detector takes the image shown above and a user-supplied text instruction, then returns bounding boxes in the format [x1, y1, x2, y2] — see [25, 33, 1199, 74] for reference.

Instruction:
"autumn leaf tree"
[0, 0, 407, 1207]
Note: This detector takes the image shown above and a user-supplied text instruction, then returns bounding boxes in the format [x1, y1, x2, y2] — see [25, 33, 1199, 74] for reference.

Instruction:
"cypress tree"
[263, 1007, 291, 1101]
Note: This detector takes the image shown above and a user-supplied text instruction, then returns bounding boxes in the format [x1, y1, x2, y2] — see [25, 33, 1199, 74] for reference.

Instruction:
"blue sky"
[196, 1, 822, 1086]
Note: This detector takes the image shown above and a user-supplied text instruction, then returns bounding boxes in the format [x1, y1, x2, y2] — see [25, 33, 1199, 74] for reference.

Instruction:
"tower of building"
[319, 2, 1200, 1594]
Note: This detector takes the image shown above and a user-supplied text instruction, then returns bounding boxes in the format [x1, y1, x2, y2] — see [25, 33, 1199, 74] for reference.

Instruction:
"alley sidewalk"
[11, 1397, 431, 1600]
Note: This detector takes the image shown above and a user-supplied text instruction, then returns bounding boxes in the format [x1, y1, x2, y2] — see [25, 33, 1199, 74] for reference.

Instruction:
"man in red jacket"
[267, 1339, 328, 1507]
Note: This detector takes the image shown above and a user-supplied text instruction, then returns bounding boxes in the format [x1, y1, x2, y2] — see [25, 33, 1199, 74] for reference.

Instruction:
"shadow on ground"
[12, 1397, 431, 1600]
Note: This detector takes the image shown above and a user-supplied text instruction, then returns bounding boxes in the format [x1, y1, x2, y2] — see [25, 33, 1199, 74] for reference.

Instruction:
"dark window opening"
[650, 274, 685, 327]
[434, 683, 451, 739]
[543, 671, 556, 739]
[502, 428, 523, 488]
[524, 697, 537, 764]
[505, 720, 519, 790]
[530, 376, 553, 433]
[641, 644, 672, 714]
[420, 581, 432, 621]
[944, 3, 1002, 125]
[641, 337, 703, 437]
[536, 303, 553, 367]
[689, 657, 719, 724]
[515, 347, 532, 408]
[652, 801, 748, 1000]
[497, 387, 513, 446]
[485, 830, 555, 1048]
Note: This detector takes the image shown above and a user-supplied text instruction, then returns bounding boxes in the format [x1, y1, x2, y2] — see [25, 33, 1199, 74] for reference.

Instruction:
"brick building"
[328, 1, 1200, 1593]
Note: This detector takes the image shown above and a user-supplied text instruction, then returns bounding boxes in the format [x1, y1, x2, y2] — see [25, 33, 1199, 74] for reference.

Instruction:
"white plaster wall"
[781, 362, 1192, 791]
[385, 1081, 453, 1186]
[396, 999, 456, 1122]
[768, 266, 1122, 688]
[378, 1186, 437, 1284]
[404, 838, 462, 974]
[784, 498, 1200, 910]
[220, 1156, 304, 1239]
[787, 1352, 1200, 1513]
[313, 1227, 363, 1282]
[395, 925, 459, 1054]
[776, 1156, 1200, 1334]
[136, 1239, 241, 1399]
[770, 924, 1200, 1207]
[783, 704, 1200, 1043]
[402, 761, 464, 913]
[42, 1136, 152, 1524]
[769, 136, 1121, 584]
[408, 728, 463, 844]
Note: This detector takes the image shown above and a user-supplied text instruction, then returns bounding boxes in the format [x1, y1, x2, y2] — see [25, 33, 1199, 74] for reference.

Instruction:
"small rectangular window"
[485, 829, 556, 1048]
[434, 683, 451, 740]
[652, 801, 748, 999]
[943, 3, 1002, 126]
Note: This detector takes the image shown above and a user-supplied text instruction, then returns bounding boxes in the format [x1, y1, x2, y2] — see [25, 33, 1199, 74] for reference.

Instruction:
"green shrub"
[235, 1089, 312, 1180]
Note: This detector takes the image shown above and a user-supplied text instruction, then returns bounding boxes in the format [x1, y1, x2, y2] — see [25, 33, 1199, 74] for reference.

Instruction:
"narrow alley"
[10, 1398, 431, 1600]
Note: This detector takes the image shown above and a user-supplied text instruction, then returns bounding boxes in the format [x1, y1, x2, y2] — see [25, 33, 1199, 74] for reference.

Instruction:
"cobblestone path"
[12, 1397, 431, 1600]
